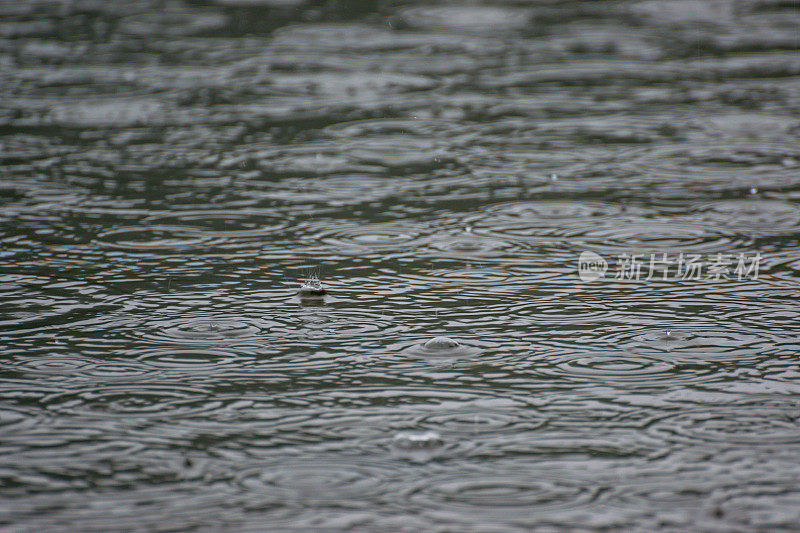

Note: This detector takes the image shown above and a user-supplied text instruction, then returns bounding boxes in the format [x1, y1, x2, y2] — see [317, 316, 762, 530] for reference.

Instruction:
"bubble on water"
[393, 430, 443, 450]
[401, 337, 483, 360]
[423, 336, 461, 350]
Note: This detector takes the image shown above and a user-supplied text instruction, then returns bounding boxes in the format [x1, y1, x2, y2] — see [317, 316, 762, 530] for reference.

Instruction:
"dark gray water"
[2, 0, 800, 530]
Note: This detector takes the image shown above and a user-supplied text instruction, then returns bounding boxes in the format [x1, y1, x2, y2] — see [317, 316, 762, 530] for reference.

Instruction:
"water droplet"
[299, 276, 326, 298]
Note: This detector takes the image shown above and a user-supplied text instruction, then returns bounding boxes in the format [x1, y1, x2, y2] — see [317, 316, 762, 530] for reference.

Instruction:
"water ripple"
[648, 400, 800, 446]
[41, 384, 214, 418]
[2, 0, 800, 529]
[95, 225, 225, 251]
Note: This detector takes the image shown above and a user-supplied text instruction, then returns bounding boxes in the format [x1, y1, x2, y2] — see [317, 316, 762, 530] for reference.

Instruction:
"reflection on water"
[1, 0, 800, 529]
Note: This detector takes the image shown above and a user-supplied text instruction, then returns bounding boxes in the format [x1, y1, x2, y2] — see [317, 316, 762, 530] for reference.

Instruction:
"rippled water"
[2, 0, 800, 530]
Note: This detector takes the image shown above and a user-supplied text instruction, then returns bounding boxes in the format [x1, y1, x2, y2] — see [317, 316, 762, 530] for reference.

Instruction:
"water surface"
[2, 0, 800, 530]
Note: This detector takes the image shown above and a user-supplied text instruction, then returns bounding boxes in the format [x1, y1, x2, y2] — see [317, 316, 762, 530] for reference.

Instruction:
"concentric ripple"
[565, 216, 740, 252]
[41, 384, 215, 418]
[426, 230, 516, 259]
[627, 143, 800, 188]
[302, 221, 426, 254]
[141, 210, 289, 239]
[134, 347, 244, 371]
[467, 201, 668, 248]
[695, 199, 800, 235]
[415, 409, 545, 438]
[478, 201, 627, 225]
[614, 327, 777, 361]
[648, 401, 800, 446]
[15, 355, 154, 381]
[235, 458, 396, 506]
[95, 226, 224, 251]
[404, 464, 598, 518]
[535, 352, 680, 385]
[139, 317, 264, 346]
